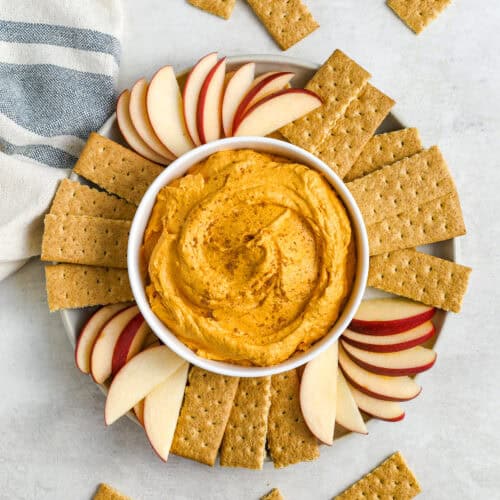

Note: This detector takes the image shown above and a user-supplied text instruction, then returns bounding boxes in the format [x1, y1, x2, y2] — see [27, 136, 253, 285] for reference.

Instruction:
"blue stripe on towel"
[0, 137, 77, 168]
[0, 20, 120, 62]
[0, 63, 116, 139]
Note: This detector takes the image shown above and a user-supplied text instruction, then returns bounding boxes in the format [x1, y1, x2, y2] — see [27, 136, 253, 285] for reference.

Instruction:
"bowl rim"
[127, 136, 369, 377]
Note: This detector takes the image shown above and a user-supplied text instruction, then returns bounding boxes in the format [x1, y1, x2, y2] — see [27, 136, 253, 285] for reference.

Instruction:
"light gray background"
[1, 1, 499, 499]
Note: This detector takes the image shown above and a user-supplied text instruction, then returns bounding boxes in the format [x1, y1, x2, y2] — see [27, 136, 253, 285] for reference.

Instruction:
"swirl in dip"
[142, 150, 356, 366]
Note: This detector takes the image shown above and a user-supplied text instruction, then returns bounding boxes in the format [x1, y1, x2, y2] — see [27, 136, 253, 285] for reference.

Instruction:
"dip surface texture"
[143, 150, 356, 366]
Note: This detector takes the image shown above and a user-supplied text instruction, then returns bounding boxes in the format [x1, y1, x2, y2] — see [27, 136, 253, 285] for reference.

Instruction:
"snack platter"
[41, 49, 471, 470]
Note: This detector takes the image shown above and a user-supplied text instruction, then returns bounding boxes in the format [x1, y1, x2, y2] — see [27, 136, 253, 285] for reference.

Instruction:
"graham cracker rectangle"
[246, 0, 319, 50]
[73, 133, 163, 205]
[368, 249, 471, 313]
[387, 0, 452, 34]
[367, 192, 466, 256]
[189, 0, 236, 19]
[267, 370, 319, 468]
[45, 264, 133, 311]
[314, 84, 395, 179]
[261, 488, 284, 500]
[41, 214, 130, 268]
[280, 50, 371, 151]
[346, 146, 455, 225]
[345, 128, 423, 182]
[171, 367, 239, 466]
[93, 483, 131, 500]
[50, 179, 135, 220]
[334, 451, 421, 499]
[220, 376, 272, 469]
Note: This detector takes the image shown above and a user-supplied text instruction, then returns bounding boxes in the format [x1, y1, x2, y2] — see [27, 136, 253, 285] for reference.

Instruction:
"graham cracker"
[346, 146, 455, 225]
[345, 128, 423, 182]
[334, 451, 421, 499]
[188, 0, 236, 19]
[220, 376, 272, 469]
[368, 248, 471, 313]
[73, 133, 163, 205]
[267, 370, 319, 468]
[280, 50, 371, 151]
[171, 367, 239, 466]
[367, 192, 465, 255]
[45, 264, 133, 311]
[246, 0, 319, 51]
[41, 214, 130, 268]
[261, 488, 284, 500]
[387, 0, 452, 34]
[93, 483, 131, 500]
[314, 84, 395, 179]
[50, 179, 135, 220]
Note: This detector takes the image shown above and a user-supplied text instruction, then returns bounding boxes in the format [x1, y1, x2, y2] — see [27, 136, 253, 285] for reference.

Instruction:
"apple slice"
[341, 341, 437, 376]
[336, 370, 368, 434]
[349, 299, 435, 335]
[347, 381, 405, 422]
[147, 66, 194, 157]
[300, 342, 338, 445]
[197, 57, 227, 144]
[75, 303, 130, 374]
[342, 322, 435, 353]
[111, 314, 151, 376]
[222, 62, 255, 136]
[90, 305, 139, 384]
[338, 344, 421, 402]
[232, 71, 294, 132]
[128, 78, 176, 161]
[134, 400, 145, 426]
[144, 362, 189, 461]
[233, 89, 322, 137]
[143, 331, 159, 348]
[105, 345, 185, 425]
[183, 52, 218, 145]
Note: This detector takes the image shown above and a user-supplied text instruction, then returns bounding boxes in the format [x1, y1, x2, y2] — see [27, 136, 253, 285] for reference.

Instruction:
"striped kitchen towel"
[0, 0, 123, 280]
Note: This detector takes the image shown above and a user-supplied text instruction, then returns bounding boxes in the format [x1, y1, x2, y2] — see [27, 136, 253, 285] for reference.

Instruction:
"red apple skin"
[111, 313, 145, 376]
[341, 323, 436, 353]
[349, 308, 436, 335]
[339, 367, 422, 402]
[359, 406, 405, 422]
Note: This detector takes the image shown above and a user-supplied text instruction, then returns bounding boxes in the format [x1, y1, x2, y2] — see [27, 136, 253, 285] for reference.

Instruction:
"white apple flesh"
[349, 298, 435, 335]
[335, 370, 368, 434]
[147, 65, 194, 157]
[338, 344, 421, 402]
[299, 342, 338, 445]
[90, 305, 139, 384]
[233, 89, 322, 137]
[144, 362, 189, 461]
[105, 345, 185, 425]
[75, 303, 130, 374]
[183, 52, 218, 145]
[341, 322, 435, 353]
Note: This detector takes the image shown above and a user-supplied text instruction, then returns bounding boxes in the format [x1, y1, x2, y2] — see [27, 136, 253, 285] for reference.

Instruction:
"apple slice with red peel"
[342, 322, 435, 353]
[232, 71, 294, 132]
[222, 62, 255, 136]
[197, 57, 227, 144]
[347, 381, 405, 422]
[111, 314, 151, 376]
[183, 52, 218, 145]
[336, 370, 368, 434]
[90, 305, 139, 384]
[134, 400, 145, 426]
[341, 341, 437, 376]
[116, 90, 170, 165]
[300, 342, 338, 445]
[105, 345, 185, 425]
[349, 298, 435, 335]
[75, 303, 130, 374]
[143, 331, 159, 348]
[147, 66, 194, 157]
[338, 344, 421, 402]
[233, 89, 322, 137]
[128, 78, 176, 161]
[144, 362, 189, 461]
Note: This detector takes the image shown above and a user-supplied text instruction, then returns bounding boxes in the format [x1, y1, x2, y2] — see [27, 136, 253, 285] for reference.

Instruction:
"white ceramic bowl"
[128, 137, 369, 377]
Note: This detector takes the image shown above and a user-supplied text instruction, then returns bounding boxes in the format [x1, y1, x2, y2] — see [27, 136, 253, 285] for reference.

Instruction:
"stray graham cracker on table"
[387, 0, 452, 34]
[93, 483, 131, 500]
[261, 488, 285, 500]
[188, 0, 236, 20]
